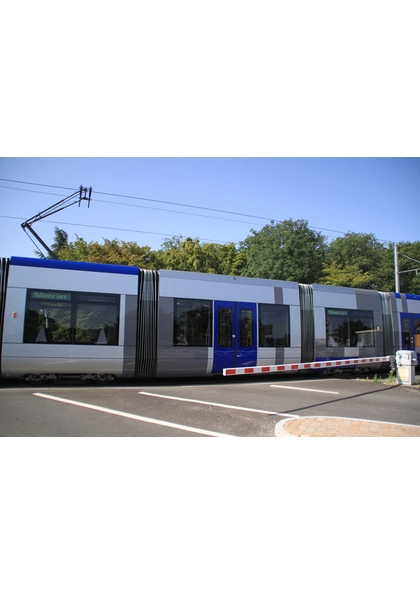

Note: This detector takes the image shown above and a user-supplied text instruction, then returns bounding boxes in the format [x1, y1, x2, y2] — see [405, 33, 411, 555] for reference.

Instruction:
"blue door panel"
[401, 313, 420, 358]
[213, 301, 235, 373]
[212, 301, 257, 373]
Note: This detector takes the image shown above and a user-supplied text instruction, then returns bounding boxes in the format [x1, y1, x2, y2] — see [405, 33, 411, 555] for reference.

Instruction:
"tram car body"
[1, 256, 419, 381]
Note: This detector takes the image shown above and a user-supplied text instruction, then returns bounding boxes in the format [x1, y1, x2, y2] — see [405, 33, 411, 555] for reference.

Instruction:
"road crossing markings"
[139, 391, 299, 418]
[32, 392, 236, 437]
[270, 385, 340, 395]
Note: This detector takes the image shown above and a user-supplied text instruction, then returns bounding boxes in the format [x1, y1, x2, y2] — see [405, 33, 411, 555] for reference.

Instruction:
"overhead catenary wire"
[0, 177, 274, 222]
[0, 177, 275, 222]
[0, 184, 266, 226]
[0, 181, 268, 245]
[0, 215, 234, 245]
[0, 177, 399, 245]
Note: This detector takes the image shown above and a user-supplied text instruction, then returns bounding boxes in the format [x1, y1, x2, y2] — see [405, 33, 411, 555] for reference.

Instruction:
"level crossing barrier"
[223, 356, 391, 376]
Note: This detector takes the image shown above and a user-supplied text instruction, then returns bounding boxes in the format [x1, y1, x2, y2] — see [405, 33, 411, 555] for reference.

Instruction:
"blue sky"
[0, 157, 419, 259]
[1, 4, 419, 259]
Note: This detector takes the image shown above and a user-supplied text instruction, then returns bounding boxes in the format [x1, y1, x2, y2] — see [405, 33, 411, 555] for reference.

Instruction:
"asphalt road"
[1, 372, 420, 437]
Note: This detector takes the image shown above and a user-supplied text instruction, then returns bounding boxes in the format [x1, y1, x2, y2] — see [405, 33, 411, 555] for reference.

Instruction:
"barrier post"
[395, 350, 417, 385]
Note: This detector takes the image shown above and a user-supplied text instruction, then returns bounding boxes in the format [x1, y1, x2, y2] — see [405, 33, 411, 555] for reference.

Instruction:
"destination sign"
[30, 290, 71, 301]
[326, 308, 348, 316]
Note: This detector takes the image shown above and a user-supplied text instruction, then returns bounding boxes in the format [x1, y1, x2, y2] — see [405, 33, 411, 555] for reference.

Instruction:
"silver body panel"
[1, 260, 137, 378]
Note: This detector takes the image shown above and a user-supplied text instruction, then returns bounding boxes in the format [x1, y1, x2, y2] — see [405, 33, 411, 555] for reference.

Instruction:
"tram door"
[212, 301, 257, 373]
[401, 313, 420, 358]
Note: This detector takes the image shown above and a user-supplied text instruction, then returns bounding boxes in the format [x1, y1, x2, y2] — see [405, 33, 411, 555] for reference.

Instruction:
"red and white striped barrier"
[223, 356, 391, 376]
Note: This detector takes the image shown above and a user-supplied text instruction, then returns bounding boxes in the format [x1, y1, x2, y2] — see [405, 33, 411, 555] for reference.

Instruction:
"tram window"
[218, 307, 232, 347]
[74, 294, 119, 345]
[24, 290, 72, 344]
[240, 308, 253, 347]
[326, 309, 375, 348]
[258, 304, 290, 347]
[24, 289, 120, 345]
[402, 318, 411, 348]
[173, 299, 212, 346]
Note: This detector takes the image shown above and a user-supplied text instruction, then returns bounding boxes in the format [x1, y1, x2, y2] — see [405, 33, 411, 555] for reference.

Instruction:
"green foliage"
[327, 232, 384, 269]
[51, 231, 160, 269]
[397, 242, 420, 294]
[159, 237, 205, 272]
[320, 262, 373, 289]
[324, 232, 387, 290]
[239, 219, 327, 283]
[387, 370, 396, 384]
[323, 235, 420, 293]
[159, 236, 244, 275]
[42, 225, 420, 294]
[33, 227, 69, 259]
[50, 227, 69, 258]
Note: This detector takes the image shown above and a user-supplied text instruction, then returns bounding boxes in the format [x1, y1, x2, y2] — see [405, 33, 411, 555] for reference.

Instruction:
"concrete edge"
[274, 417, 298, 437]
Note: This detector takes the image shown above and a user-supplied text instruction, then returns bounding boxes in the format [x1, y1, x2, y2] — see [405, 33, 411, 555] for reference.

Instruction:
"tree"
[33, 226, 70, 259]
[202, 242, 245, 276]
[239, 219, 327, 283]
[397, 242, 420, 294]
[50, 227, 69, 258]
[86, 238, 159, 268]
[159, 237, 205, 272]
[159, 236, 243, 275]
[40, 228, 420, 294]
[48, 229, 160, 269]
[321, 238, 420, 293]
[58, 235, 92, 262]
[323, 232, 390, 290]
[319, 261, 372, 288]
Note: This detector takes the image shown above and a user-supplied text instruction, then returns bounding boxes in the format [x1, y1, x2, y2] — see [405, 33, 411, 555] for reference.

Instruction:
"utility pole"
[394, 244, 400, 293]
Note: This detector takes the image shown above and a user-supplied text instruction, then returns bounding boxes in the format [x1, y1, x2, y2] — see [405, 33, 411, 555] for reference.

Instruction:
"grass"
[355, 369, 420, 387]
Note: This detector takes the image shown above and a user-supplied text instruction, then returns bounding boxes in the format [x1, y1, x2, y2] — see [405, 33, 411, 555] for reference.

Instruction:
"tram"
[1, 256, 419, 381]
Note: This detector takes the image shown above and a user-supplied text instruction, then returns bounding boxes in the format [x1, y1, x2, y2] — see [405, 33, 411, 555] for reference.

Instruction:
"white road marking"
[270, 385, 340, 395]
[139, 391, 299, 417]
[281, 378, 340, 383]
[32, 392, 236, 437]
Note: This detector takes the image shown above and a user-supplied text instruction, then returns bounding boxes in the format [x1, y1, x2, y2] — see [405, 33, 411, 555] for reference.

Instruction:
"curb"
[275, 415, 420, 437]
[275, 417, 298, 437]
